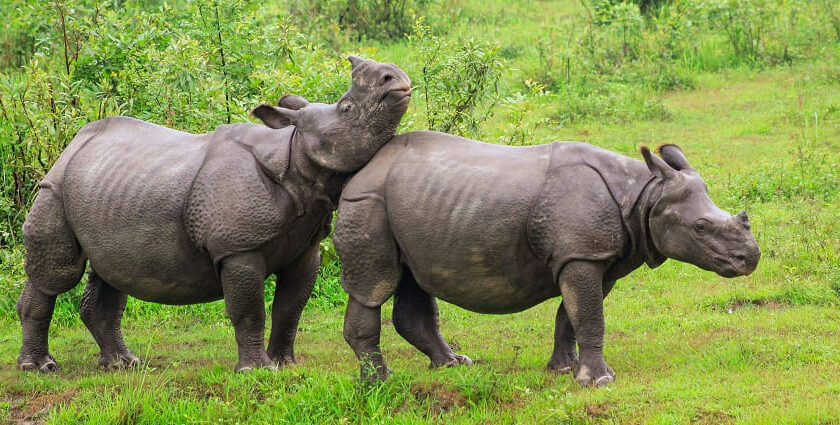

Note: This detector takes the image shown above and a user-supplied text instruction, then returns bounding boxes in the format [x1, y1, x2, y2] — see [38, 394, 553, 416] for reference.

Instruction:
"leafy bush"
[409, 19, 503, 137]
[289, 0, 441, 43]
[0, 0, 351, 245]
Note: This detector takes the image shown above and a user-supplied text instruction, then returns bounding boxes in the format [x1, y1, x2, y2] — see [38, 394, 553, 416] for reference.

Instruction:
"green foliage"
[497, 80, 552, 146]
[409, 19, 503, 137]
[0, 0, 351, 246]
[289, 0, 441, 43]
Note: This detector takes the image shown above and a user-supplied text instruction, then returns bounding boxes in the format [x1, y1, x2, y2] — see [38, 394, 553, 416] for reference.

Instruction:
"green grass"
[2, 0, 840, 423]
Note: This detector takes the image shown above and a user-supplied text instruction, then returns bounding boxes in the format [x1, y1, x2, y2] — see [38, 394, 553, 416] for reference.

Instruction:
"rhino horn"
[735, 210, 750, 228]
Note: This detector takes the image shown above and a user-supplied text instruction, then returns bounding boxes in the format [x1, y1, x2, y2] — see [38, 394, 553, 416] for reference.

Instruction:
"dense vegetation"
[1, 0, 839, 423]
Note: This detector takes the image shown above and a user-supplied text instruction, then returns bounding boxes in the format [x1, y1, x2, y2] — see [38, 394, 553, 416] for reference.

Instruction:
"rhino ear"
[252, 104, 300, 129]
[277, 95, 309, 110]
[641, 145, 678, 180]
[348, 55, 366, 70]
[656, 144, 695, 173]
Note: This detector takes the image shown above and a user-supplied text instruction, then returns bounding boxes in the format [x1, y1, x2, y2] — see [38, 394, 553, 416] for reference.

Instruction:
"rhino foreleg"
[344, 298, 389, 382]
[221, 252, 276, 372]
[393, 270, 472, 369]
[557, 260, 614, 387]
[80, 270, 139, 369]
[548, 278, 618, 375]
[266, 245, 318, 366]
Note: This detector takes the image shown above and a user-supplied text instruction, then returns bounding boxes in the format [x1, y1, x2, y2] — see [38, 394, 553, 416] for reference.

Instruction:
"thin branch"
[56, 1, 71, 75]
[213, 0, 232, 124]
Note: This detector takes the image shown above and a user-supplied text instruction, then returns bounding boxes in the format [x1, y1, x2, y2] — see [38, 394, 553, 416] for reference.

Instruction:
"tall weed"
[408, 19, 503, 137]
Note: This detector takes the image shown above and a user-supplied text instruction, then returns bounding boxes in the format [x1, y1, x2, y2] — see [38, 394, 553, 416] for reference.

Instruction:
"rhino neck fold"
[623, 177, 666, 269]
[280, 131, 349, 217]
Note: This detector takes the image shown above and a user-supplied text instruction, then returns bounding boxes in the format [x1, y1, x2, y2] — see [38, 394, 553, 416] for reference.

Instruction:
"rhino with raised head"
[334, 134, 760, 386]
[17, 56, 411, 373]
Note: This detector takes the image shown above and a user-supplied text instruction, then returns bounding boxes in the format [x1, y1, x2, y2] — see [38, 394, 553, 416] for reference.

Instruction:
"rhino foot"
[360, 364, 392, 384]
[271, 354, 297, 368]
[547, 352, 578, 374]
[431, 353, 473, 369]
[18, 353, 58, 373]
[98, 351, 141, 370]
[574, 363, 615, 387]
[235, 353, 278, 373]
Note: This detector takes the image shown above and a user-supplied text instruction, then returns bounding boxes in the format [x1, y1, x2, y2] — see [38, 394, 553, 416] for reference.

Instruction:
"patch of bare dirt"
[584, 402, 612, 420]
[691, 409, 734, 424]
[8, 388, 78, 425]
[729, 299, 783, 310]
[410, 382, 467, 415]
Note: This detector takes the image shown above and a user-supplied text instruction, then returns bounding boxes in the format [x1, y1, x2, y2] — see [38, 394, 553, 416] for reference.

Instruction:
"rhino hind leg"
[547, 301, 577, 374]
[266, 244, 319, 367]
[80, 270, 140, 369]
[335, 196, 401, 382]
[17, 187, 86, 372]
[393, 269, 472, 369]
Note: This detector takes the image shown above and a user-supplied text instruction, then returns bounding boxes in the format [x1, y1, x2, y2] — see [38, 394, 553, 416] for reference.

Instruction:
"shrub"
[0, 0, 356, 245]
[408, 19, 503, 137]
[289, 0, 441, 43]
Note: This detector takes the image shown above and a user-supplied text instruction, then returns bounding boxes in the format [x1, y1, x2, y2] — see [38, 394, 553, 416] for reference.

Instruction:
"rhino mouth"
[710, 252, 752, 277]
[380, 85, 412, 104]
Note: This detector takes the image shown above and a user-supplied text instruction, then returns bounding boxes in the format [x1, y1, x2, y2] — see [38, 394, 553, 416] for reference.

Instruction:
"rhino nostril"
[383, 74, 394, 83]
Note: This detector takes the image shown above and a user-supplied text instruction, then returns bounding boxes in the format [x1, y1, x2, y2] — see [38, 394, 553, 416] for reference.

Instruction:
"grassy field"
[2, 0, 840, 423]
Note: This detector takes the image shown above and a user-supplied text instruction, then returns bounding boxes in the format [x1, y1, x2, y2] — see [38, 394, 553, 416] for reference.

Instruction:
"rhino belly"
[386, 148, 557, 314]
[62, 126, 221, 304]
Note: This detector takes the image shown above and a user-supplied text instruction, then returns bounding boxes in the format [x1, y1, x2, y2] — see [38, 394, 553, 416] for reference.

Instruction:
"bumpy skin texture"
[17, 56, 411, 373]
[334, 132, 761, 387]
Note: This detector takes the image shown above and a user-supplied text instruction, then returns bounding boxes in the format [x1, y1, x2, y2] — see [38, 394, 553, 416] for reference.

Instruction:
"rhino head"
[252, 56, 411, 172]
[642, 144, 760, 277]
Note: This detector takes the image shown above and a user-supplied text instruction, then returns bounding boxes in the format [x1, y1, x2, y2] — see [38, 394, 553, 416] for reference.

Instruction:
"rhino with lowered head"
[17, 56, 411, 373]
[334, 133, 760, 386]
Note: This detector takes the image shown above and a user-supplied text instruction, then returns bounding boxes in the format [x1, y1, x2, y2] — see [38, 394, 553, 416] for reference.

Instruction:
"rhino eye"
[341, 102, 353, 114]
[694, 218, 711, 232]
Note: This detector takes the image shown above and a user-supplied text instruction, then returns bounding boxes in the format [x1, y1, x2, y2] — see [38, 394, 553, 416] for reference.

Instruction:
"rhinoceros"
[334, 133, 760, 386]
[16, 56, 411, 372]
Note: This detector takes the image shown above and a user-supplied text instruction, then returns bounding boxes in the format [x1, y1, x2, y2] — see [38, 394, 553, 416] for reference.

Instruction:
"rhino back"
[61, 117, 217, 303]
[379, 132, 557, 313]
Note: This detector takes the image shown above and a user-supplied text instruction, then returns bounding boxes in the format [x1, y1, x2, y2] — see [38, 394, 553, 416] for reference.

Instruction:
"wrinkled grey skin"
[334, 133, 760, 387]
[16, 56, 411, 373]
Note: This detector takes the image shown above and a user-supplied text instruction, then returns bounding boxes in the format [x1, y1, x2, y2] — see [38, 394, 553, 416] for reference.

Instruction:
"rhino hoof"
[594, 375, 614, 387]
[235, 355, 279, 372]
[431, 354, 473, 369]
[547, 364, 574, 374]
[40, 361, 58, 373]
[18, 354, 58, 373]
[361, 366, 391, 384]
[273, 355, 297, 368]
[99, 353, 141, 370]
